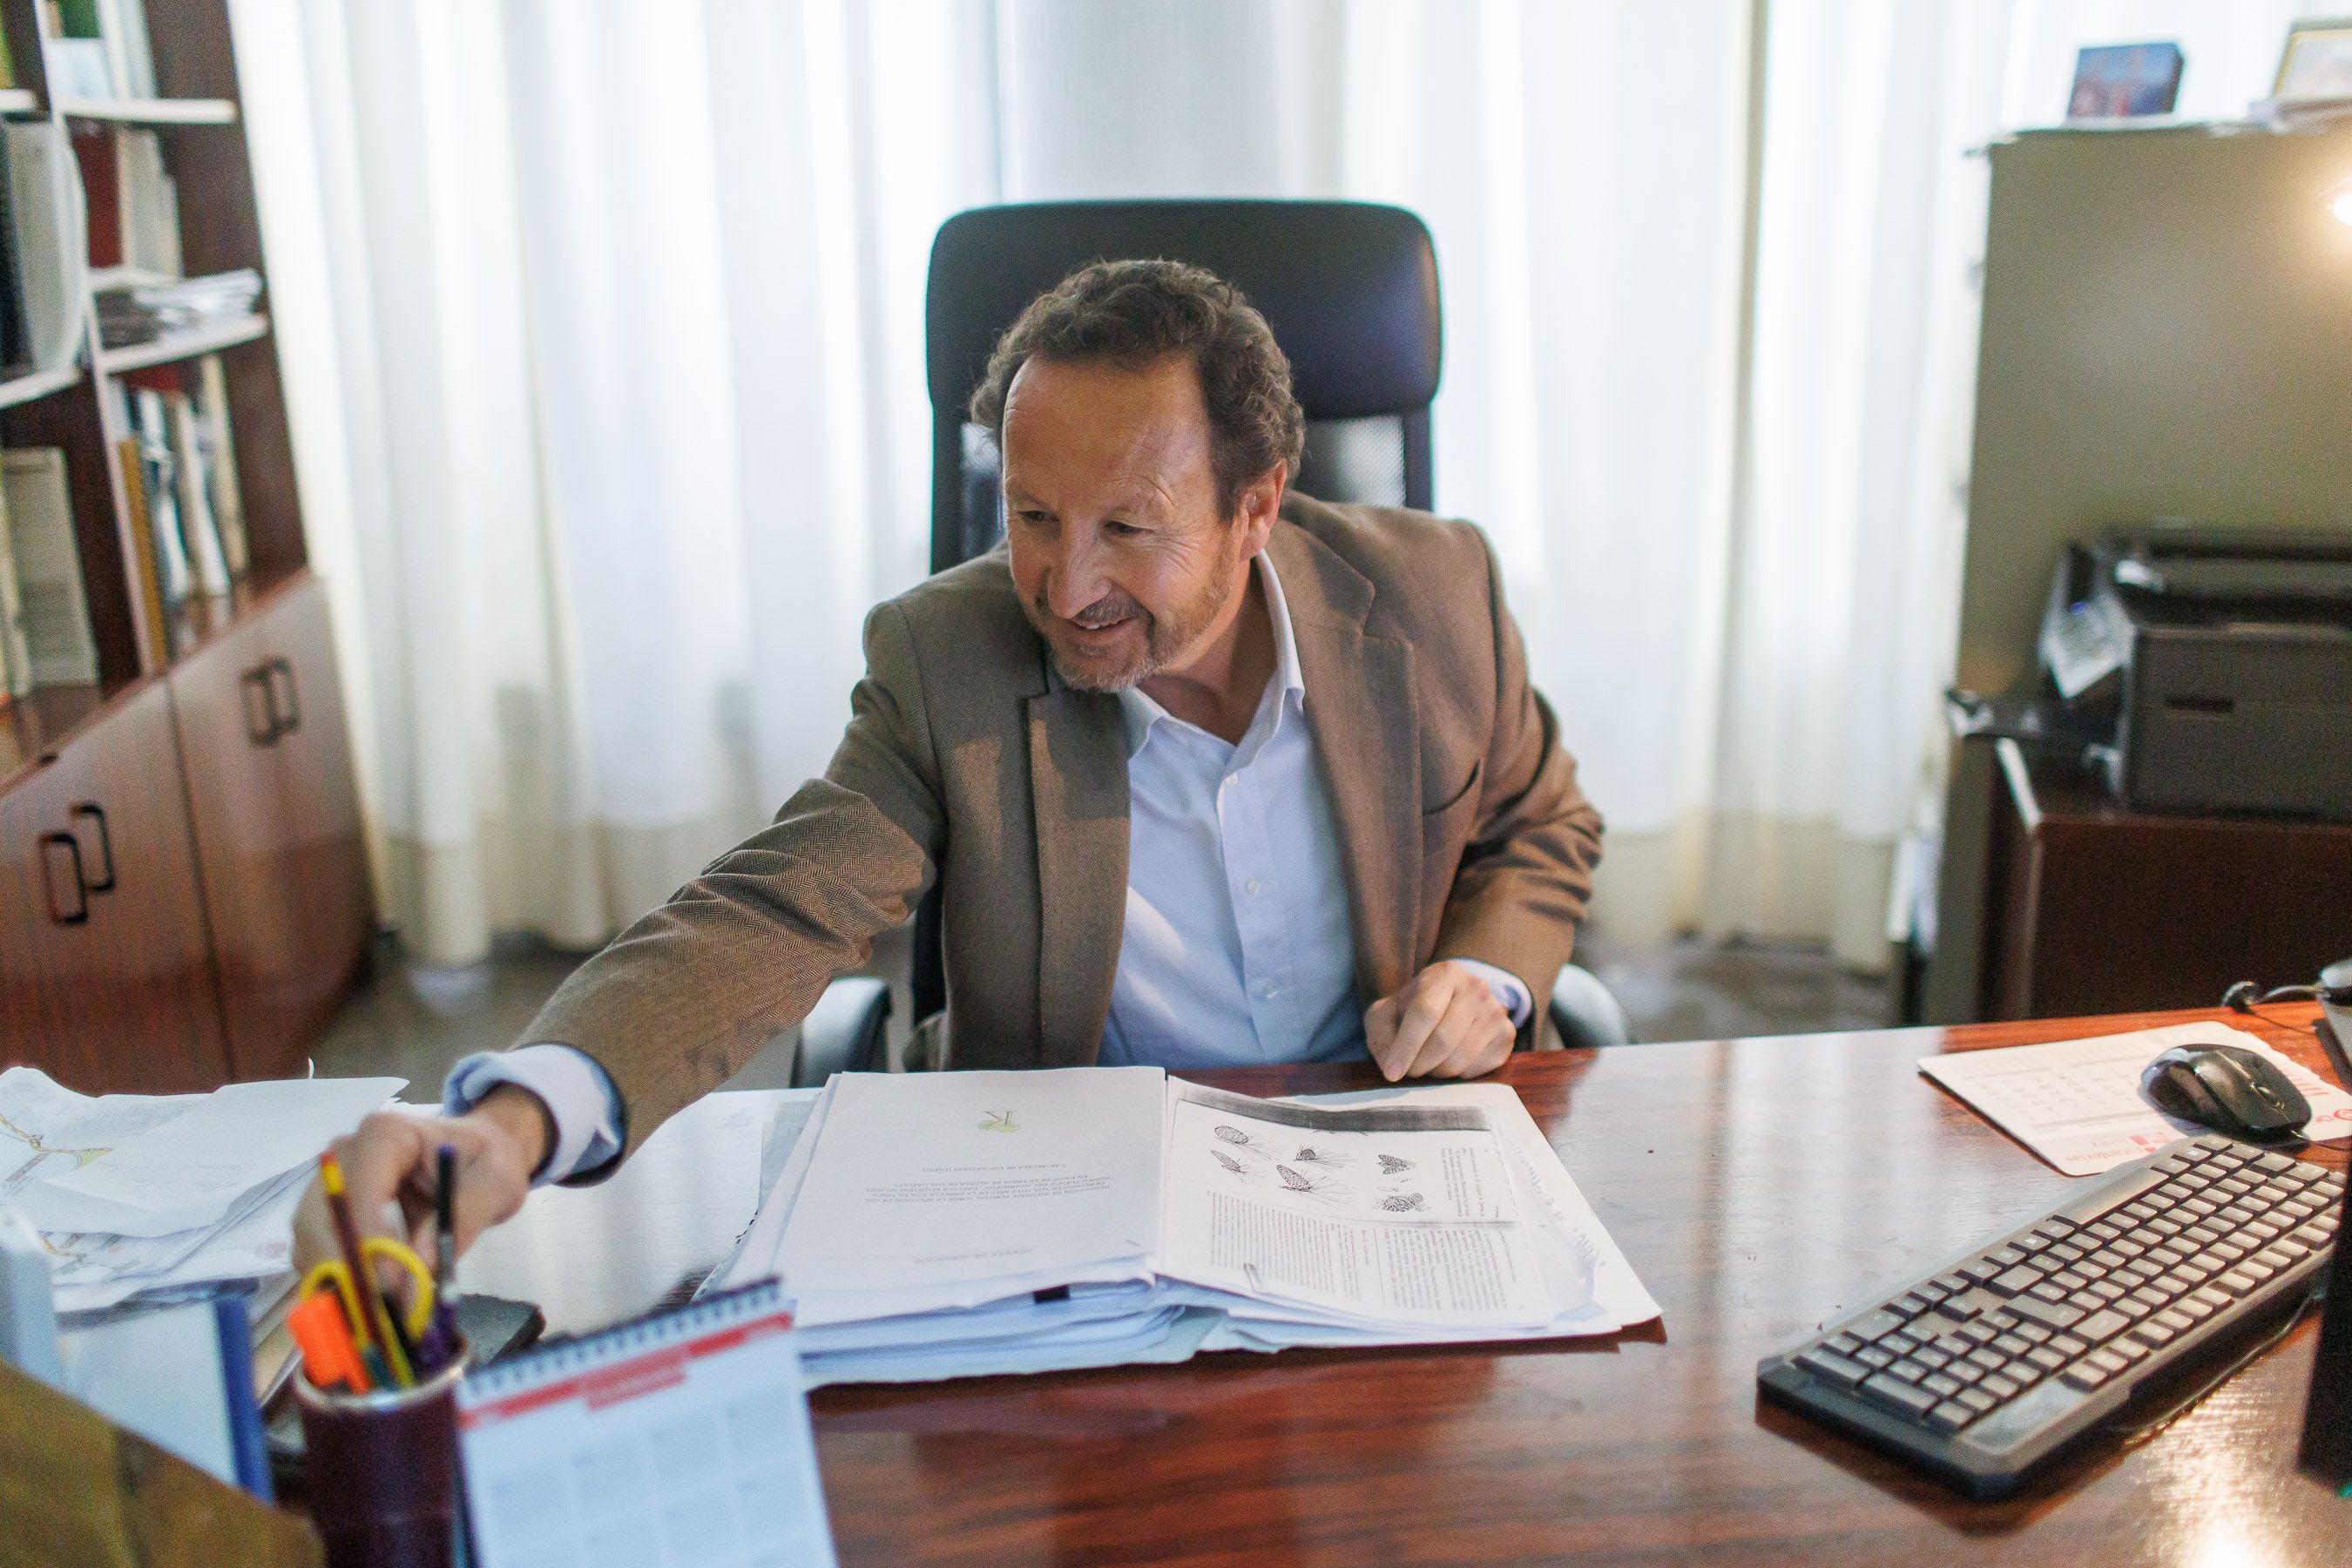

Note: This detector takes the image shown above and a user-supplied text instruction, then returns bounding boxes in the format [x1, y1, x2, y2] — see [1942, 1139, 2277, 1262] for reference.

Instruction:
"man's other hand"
[291, 1085, 553, 1281]
[1364, 962, 1516, 1082]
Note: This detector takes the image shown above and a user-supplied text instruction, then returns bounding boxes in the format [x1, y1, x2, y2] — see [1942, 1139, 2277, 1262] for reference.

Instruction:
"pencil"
[319, 1151, 415, 1389]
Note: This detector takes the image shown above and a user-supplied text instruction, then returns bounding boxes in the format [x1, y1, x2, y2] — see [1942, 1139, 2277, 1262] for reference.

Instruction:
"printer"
[2037, 524, 2352, 818]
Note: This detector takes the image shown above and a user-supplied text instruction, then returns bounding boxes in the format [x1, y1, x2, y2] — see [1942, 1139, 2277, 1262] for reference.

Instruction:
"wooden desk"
[456, 1008, 2350, 1565]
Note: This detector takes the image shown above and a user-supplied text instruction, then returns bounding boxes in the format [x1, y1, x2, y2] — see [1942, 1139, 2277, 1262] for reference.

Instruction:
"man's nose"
[1044, 532, 1109, 618]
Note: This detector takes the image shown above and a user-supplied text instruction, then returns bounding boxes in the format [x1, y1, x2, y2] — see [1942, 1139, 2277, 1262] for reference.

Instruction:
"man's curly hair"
[969, 259, 1307, 518]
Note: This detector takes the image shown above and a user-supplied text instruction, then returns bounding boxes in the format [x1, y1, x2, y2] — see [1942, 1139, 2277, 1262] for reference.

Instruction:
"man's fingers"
[1404, 998, 1477, 1078]
[329, 1112, 429, 1245]
[1434, 1013, 1513, 1079]
[1382, 977, 1456, 1081]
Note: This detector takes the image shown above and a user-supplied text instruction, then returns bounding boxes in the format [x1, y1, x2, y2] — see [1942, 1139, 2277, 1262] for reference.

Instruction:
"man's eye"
[1105, 521, 1145, 538]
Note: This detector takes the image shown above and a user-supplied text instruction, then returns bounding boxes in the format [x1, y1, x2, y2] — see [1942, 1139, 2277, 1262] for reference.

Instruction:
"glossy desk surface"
[458, 1007, 2349, 1565]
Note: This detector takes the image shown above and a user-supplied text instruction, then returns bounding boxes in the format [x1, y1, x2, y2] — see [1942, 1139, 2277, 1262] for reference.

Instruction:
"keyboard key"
[2154, 1308, 2194, 1333]
[1797, 1348, 1871, 1388]
[2235, 1260, 2276, 1285]
[2050, 1270, 2091, 1294]
[1889, 1358, 1930, 1382]
[1957, 1386, 1998, 1414]
[1959, 1321, 1999, 1345]
[1916, 1347, 1952, 1370]
[2088, 1348, 2130, 1375]
[2254, 1151, 2300, 1174]
[1988, 1267, 2043, 1297]
[2010, 1297, 2083, 1332]
[1957, 1259, 2004, 1286]
[1926, 1400, 1974, 1434]
[1882, 1332, 1919, 1356]
[1856, 1347, 1896, 1369]
[1859, 1374, 1942, 1420]
[2048, 1333, 2090, 1359]
[1922, 1372, 1962, 1398]
[2217, 1269, 2261, 1296]
[1930, 1274, 1970, 1295]
[2132, 1321, 2177, 1348]
[1846, 1309, 1905, 1342]
[2045, 1243, 2087, 1265]
[2063, 1363, 2112, 1389]
[2088, 1281, 2126, 1302]
[1948, 1359, 1983, 1384]
[2116, 1296, 2153, 1321]
[2191, 1286, 2234, 1313]
[2024, 1346, 2068, 1374]
[1889, 1294, 1931, 1320]
[2112, 1336, 2150, 1364]
[1986, 1246, 2026, 1268]
[2132, 1287, 2172, 1310]
[2074, 1309, 2129, 1343]
[1980, 1373, 2021, 1400]
[1826, 1333, 1862, 1355]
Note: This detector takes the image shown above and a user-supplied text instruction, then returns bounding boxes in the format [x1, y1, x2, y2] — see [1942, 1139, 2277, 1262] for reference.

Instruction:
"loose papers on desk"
[706, 1067, 1658, 1384]
[1919, 1021, 2352, 1177]
[0, 1067, 402, 1311]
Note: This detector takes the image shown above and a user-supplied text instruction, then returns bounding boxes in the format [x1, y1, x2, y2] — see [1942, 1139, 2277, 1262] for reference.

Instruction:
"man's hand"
[291, 1085, 553, 1282]
[1364, 961, 1517, 1082]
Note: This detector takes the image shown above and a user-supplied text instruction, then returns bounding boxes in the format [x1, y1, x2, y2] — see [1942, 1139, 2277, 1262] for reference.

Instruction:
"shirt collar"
[1118, 551, 1306, 758]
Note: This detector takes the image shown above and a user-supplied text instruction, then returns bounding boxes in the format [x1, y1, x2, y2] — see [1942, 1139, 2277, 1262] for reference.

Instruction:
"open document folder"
[706, 1068, 1659, 1385]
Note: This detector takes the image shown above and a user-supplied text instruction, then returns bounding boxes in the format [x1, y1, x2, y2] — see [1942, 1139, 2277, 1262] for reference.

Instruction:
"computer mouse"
[2139, 1044, 2311, 1140]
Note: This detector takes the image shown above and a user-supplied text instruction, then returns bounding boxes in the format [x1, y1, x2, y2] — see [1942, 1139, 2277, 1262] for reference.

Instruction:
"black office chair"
[793, 199, 1632, 1085]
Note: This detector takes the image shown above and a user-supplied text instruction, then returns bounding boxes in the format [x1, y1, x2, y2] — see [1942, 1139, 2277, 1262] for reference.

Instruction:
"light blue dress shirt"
[451, 551, 1527, 1181]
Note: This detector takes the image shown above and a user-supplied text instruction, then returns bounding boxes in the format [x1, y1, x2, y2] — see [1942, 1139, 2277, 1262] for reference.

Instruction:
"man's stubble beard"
[1028, 529, 1248, 694]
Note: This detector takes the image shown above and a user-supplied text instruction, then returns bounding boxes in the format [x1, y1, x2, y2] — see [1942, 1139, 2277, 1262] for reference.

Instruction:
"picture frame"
[2275, 18, 2352, 104]
[2066, 42, 2185, 121]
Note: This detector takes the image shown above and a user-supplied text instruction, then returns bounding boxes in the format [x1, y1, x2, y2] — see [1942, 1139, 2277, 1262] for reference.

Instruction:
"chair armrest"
[793, 977, 892, 1086]
[1548, 963, 1636, 1050]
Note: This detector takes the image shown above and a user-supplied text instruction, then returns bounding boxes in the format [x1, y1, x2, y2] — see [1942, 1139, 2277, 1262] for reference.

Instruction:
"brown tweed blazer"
[524, 493, 1604, 1166]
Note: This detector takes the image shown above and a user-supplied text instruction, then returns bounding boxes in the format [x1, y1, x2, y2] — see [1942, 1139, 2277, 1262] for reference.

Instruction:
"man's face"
[1001, 354, 1256, 693]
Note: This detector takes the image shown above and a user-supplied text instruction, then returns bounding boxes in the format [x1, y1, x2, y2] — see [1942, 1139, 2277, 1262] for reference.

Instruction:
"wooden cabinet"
[171, 575, 371, 1079]
[0, 682, 232, 1093]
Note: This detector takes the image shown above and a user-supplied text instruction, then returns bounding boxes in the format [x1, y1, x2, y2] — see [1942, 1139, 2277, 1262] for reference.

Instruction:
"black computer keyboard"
[1758, 1135, 2344, 1497]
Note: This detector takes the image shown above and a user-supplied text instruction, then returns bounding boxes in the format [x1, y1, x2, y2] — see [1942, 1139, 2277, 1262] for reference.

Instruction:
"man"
[300, 259, 1602, 1267]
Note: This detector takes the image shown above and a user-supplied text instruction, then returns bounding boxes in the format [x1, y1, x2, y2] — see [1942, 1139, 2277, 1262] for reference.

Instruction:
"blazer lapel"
[1026, 682, 1130, 1065]
[1272, 525, 1422, 1010]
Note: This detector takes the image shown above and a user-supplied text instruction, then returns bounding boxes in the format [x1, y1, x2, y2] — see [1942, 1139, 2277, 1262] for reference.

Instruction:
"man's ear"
[1235, 462, 1286, 552]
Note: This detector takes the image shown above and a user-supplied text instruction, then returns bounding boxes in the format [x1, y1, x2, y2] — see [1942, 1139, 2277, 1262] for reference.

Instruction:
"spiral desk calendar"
[456, 1280, 835, 1565]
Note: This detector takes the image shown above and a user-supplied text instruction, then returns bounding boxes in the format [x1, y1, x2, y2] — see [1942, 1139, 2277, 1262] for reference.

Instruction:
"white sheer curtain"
[231, 0, 2313, 970]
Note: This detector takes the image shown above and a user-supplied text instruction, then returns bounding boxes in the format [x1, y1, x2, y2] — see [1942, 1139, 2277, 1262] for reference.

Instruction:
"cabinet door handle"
[40, 831, 88, 926]
[70, 802, 114, 893]
[266, 656, 301, 736]
[242, 665, 280, 746]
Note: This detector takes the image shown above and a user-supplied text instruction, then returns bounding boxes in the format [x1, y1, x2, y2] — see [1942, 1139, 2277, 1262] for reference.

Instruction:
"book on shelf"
[124, 384, 188, 604]
[0, 153, 26, 383]
[0, 480, 32, 698]
[194, 353, 243, 572]
[2, 120, 89, 374]
[0, 447, 98, 686]
[167, 388, 225, 594]
[75, 126, 177, 274]
[116, 434, 166, 657]
[44, 0, 153, 98]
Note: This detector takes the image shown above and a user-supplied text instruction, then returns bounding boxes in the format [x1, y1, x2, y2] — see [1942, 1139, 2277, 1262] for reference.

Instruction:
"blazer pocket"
[1421, 760, 1482, 821]
[1420, 760, 1482, 859]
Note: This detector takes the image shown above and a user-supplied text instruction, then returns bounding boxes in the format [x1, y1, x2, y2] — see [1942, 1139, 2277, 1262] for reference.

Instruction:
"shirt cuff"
[1447, 958, 1531, 1028]
[443, 1044, 625, 1186]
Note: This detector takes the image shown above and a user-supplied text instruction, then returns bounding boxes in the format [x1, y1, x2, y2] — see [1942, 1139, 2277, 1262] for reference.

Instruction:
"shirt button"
[1245, 877, 1261, 895]
[1259, 981, 1277, 999]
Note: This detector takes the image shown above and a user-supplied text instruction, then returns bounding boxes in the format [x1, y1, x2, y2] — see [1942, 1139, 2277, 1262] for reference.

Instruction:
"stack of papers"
[92, 267, 263, 348]
[706, 1068, 1658, 1386]
[0, 1067, 403, 1312]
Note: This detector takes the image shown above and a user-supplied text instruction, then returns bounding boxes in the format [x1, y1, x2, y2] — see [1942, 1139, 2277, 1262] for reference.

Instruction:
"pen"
[319, 1151, 415, 1388]
[423, 1143, 459, 1372]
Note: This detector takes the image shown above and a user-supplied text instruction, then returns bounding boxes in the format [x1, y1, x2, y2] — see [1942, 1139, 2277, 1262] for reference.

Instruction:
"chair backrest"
[911, 198, 1444, 1021]
[925, 199, 1443, 572]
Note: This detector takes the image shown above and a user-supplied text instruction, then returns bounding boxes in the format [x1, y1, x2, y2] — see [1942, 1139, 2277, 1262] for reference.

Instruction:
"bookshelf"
[0, 0, 372, 1094]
